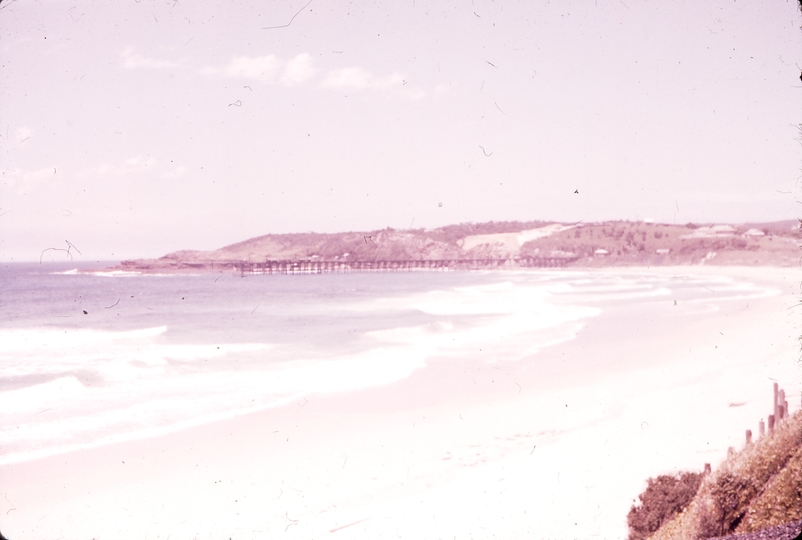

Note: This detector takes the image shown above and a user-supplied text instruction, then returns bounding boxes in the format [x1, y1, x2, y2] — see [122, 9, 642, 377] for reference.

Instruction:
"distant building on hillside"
[742, 228, 765, 237]
[593, 248, 609, 256]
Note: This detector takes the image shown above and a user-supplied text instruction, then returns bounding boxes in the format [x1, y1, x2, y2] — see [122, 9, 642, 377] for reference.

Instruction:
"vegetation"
[118, 219, 800, 272]
[644, 410, 802, 540]
[627, 472, 704, 540]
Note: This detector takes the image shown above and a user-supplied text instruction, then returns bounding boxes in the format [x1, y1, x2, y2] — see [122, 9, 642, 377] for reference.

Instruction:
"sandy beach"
[1, 266, 800, 540]
[5, 0, 799, 536]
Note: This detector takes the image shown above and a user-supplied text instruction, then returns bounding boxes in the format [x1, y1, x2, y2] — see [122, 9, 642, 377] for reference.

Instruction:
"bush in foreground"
[627, 472, 704, 540]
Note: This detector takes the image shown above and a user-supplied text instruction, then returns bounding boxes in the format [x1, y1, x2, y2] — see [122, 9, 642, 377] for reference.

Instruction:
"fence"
[705, 382, 797, 473]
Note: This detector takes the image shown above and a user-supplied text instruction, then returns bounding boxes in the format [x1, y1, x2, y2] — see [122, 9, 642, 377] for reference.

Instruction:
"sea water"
[0, 262, 780, 466]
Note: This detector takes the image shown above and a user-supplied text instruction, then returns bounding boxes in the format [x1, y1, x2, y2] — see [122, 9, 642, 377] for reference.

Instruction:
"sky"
[1, 0, 801, 261]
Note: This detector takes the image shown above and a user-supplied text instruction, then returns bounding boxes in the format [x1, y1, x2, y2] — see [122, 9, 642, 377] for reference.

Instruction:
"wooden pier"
[234, 257, 578, 276]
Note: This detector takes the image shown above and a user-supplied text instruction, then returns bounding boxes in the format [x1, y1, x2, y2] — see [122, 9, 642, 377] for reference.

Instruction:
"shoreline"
[4, 258, 799, 276]
[31, 259, 802, 278]
[1, 266, 800, 539]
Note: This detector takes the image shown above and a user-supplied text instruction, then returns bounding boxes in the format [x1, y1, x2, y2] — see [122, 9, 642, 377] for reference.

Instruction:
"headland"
[115, 219, 800, 274]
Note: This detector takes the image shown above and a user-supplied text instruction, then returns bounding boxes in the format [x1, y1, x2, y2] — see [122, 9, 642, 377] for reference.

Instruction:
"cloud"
[92, 155, 158, 177]
[371, 73, 406, 90]
[1, 156, 184, 198]
[160, 166, 187, 180]
[121, 47, 179, 70]
[321, 67, 425, 99]
[202, 55, 282, 82]
[54, 155, 160, 181]
[320, 67, 373, 89]
[200, 54, 427, 98]
[434, 83, 449, 97]
[2, 166, 55, 191]
[280, 53, 316, 86]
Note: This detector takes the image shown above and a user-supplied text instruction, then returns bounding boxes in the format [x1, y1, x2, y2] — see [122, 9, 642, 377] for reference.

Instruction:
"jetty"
[234, 256, 579, 276]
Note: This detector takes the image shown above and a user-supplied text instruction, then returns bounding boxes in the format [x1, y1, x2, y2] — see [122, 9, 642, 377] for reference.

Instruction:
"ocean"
[0, 262, 782, 468]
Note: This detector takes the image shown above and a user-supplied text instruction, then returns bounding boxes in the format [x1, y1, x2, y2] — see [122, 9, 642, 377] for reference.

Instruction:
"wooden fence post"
[774, 382, 779, 421]
[704, 463, 711, 474]
[745, 430, 752, 445]
[759, 420, 765, 438]
[768, 414, 775, 433]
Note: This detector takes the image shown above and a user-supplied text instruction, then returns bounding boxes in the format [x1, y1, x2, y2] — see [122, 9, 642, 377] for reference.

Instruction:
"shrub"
[628, 472, 704, 540]
[696, 473, 755, 538]
[729, 238, 747, 249]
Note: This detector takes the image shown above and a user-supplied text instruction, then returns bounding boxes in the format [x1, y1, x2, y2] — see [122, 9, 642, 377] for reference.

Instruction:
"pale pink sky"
[1, 0, 800, 261]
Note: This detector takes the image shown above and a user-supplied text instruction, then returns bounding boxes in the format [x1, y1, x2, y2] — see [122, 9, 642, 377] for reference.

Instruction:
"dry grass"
[647, 410, 802, 540]
[736, 442, 802, 532]
[520, 221, 799, 266]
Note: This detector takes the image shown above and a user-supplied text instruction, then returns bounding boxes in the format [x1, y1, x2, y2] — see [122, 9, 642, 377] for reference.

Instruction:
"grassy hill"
[116, 219, 800, 272]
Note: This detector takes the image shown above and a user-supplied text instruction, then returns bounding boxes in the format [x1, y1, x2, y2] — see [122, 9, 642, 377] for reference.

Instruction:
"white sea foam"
[0, 314, 436, 464]
[0, 325, 167, 353]
[86, 270, 142, 277]
[0, 377, 87, 414]
[359, 280, 601, 363]
[1, 269, 784, 466]
[55, 269, 200, 277]
[0, 326, 273, 379]
[0, 339, 432, 465]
